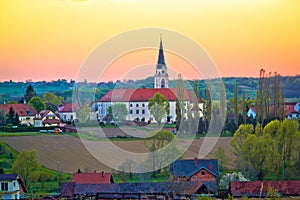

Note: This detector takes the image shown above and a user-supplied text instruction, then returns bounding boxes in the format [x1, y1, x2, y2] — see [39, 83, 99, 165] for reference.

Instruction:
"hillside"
[0, 75, 299, 102]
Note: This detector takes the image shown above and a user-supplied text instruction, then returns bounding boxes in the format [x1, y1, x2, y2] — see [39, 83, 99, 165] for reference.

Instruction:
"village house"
[0, 174, 26, 200]
[57, 103, 78, 122]
[0, 103, 37, 126]
[247, 102, 300, 120]
[169, 158, 219, 193]
[33, 110, 61, 127]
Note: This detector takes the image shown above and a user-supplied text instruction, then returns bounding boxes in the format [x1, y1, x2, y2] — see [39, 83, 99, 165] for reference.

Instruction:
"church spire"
[157, 34, 166, 66]
[154, 35, 169, 89]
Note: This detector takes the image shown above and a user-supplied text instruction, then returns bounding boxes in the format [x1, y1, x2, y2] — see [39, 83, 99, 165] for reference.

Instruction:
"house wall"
[172, 169, 216, 183]
[42, 111, 60, 127]
[98, 100, 197, 123]
[59, 112, 77, 122]
[0, 180, 21, 199]
[34, 120, 43, 127]
[193, 169, 216, 182]
[19, 116, 34, 126]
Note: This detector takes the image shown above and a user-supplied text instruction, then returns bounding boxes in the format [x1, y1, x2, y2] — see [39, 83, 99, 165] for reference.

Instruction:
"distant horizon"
[1, 73, 299, 84]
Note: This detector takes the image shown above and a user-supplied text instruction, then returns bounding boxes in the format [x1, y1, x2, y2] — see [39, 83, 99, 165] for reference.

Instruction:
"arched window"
[161, 79, 165, 88]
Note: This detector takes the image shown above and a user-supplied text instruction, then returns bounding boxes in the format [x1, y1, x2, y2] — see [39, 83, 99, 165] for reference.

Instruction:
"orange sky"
[0, 0, 299, 82]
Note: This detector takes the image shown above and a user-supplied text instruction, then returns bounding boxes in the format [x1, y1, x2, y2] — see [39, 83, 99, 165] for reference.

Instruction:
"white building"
[0, 174, 26, 200]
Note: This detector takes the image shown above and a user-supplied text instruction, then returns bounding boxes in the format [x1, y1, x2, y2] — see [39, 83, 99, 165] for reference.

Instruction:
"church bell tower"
[154, 35, 169, 88]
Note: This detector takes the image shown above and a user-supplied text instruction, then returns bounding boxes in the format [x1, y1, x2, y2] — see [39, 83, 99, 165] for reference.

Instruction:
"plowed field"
[2, 134, 233, 173]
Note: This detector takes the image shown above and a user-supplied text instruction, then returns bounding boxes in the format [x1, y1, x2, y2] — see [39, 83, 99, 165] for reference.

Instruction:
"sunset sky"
[0, 0, 299, 82]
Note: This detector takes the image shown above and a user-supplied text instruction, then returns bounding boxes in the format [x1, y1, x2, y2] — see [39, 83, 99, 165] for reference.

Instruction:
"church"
[97, 36, 202, 123]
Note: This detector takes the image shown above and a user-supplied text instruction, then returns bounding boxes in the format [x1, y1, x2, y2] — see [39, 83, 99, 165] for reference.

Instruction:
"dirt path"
[2, 135, 233, 173]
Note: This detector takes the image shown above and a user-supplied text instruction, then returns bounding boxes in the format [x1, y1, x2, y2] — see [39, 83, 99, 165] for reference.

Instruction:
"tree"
[233, 81, 239, 126]
[241, 133, 279, 180]
[230, 124, 254, 169]
[12, 150, 40, 188]
[118, 159, 137, 180]
[108, 103, 128, 122]
[148, 92, 169, 126]
[28, 96, 45, 113]
[8, 106, 15, 125]
[219, 81, 226, 123]
[214, 147, 227, 172]
[175, 74, 185, 131]
[0, 109, 7, 125]
[43, 92, 63, 106]
[276, 119, 300, 179]
[203, 80, 212, 132]
[76, 104, 92, 123]
[144, 130, 177, 177]
[241, 90, 247, 124]
[23, 85, 37, 103]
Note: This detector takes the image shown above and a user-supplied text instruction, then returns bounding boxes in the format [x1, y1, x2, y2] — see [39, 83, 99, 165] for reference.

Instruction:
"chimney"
[101, 171, 104, 177]
[94, 170, 96, 173]
[209, 164, 213, 171]
[194, 157, 199, 166]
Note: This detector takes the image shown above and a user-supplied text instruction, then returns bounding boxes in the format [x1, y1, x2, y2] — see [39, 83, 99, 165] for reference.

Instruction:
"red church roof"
[98, 88, 191, 102]
[71, 172, 113, 184]
[0, 104, 37, 117]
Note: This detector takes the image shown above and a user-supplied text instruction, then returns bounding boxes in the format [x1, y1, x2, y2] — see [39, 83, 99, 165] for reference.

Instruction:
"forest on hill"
[0, 75, 299, 103]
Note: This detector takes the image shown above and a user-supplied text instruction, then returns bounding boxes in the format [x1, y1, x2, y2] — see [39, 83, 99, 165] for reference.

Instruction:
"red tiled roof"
[0, 104, 37, 117]
[71, 172, 113, 184]
[58, 103, 79, 112]
[230, 181, 300, 197]
[99, 88, 191, 102]
[39, 110, 50, 118]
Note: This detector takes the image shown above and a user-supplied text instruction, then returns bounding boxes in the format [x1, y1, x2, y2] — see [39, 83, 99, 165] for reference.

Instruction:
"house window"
[142, 110, 145, 114]
[13, 181, 16, 187]
[136, 104, 139, 107]
[1, 182, 8, 191]
[142, 103, 145, 107]
[130, 110, 133, 114]
[201, 171, 205, 175]
[130, 103, 132, 107]
[70, 115, 73, 120]
[136, 110, 139, 114]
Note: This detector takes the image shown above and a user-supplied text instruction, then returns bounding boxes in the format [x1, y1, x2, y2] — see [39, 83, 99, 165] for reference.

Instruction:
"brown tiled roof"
[42, 118, 61, 125]
[99, 88, 191, 102]
[0, 104, 37, 116]
[230, 181, 300, 197]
